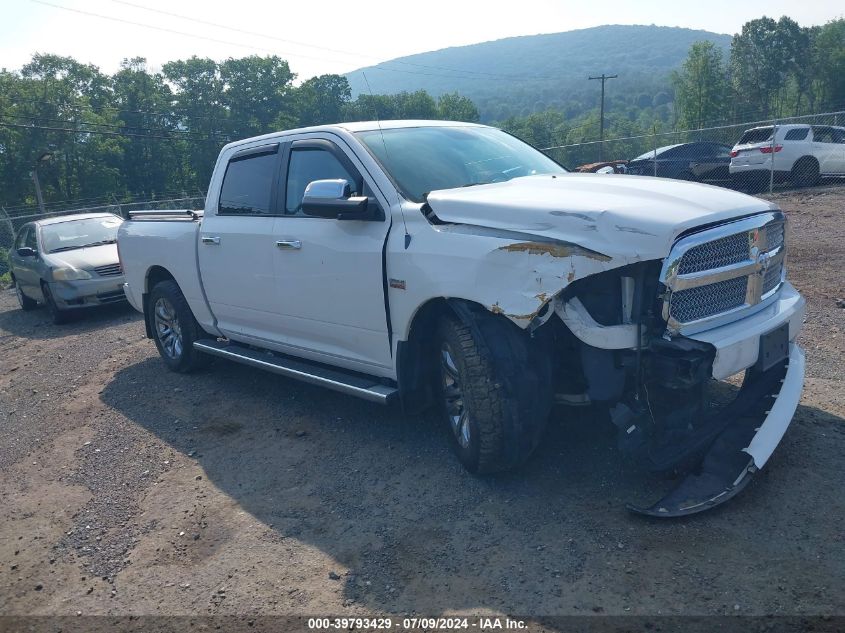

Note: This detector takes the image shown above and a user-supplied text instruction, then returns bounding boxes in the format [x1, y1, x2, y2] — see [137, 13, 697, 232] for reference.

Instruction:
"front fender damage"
[477, 237, 633, 329]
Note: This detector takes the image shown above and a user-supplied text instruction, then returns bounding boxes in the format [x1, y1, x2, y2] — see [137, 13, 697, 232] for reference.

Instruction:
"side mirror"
[301, 179, 370, 220]
[17, 247, 37, 257]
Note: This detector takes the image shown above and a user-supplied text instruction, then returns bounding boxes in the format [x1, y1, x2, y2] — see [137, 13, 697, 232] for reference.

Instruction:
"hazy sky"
[2, 0, 843, 80]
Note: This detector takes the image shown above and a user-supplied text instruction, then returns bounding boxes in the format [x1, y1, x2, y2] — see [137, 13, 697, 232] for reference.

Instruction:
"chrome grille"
[670, 276, 748, 323]
[762, 261, 784, 294]
[677, 232, 749, 274]
[765, 221, 785, 251]
[95, 263, 123, 277]
[660, 212, 787, 335]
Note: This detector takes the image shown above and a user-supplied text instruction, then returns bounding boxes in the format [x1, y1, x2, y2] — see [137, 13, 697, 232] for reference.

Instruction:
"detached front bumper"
[49, 277, 127, 309]
[628, 283, 806, 517]
[630, 342, 805, 517]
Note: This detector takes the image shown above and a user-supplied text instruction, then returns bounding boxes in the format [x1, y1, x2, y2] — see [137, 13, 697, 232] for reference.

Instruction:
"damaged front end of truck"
[424, 184, 805, 517]
[544, 211, 805, 516]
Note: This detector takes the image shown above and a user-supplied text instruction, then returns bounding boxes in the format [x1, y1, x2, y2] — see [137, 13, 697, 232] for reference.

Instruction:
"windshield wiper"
[49, 245, 84, 253]
[80, 239, 117, 248]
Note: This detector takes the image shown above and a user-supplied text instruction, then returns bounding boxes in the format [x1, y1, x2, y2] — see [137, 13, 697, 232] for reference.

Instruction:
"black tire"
[41, 282, 70, 324]
[148, 280, 210, 373]
[434, 311, 552, 474]
[677, 170, 695, 182]
[792, 157, 819, 188]
[13, 277, 37, 311]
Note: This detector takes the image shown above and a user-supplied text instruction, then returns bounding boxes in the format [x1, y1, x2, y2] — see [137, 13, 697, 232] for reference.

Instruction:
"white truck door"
[270, 137, 393, 372]
[198, 143, 283, 340]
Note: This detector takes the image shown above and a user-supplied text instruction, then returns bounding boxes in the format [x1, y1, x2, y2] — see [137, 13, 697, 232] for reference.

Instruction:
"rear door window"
[784, 128, 809, 141]
[218, 146, 280, 215]
[738, 128, 774, 144]
[812, 127, 836, 143]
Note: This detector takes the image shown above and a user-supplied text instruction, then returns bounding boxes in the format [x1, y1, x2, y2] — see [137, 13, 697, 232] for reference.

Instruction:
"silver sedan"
[9, 213, 126, 324]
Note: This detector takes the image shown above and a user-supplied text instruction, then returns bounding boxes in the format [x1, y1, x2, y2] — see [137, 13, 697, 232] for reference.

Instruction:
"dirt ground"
[0, 186, 843, 627]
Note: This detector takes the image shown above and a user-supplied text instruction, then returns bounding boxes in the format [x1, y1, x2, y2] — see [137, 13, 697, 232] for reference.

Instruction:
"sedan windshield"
[355, 126, 566, 202]
[41, 216, 122, 253]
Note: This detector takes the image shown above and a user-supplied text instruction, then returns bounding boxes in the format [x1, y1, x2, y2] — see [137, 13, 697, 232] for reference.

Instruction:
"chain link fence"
[542, 110, 845, 194]
[0, 194, 206, 279]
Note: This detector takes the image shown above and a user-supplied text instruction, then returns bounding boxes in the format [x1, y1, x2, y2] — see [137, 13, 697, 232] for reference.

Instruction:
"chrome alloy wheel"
[154, 297, 183, 359]
[441, 343, 471, 448]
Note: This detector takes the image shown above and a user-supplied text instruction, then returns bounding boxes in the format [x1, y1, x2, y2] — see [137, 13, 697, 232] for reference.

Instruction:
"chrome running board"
[193, 340, 398, 404]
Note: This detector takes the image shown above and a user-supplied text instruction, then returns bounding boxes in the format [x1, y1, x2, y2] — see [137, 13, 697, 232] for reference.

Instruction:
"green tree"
[112, 57, 183, 197]
[221, 55, 297, 137]
[162, 57, 226, 188]
[672, 41, 728, 129]
[437, 92, 480, 122]
[296, 74, 351, 126]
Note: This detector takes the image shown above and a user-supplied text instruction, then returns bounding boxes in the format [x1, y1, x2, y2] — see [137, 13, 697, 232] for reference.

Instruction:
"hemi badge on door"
[389, 278, 406, 290]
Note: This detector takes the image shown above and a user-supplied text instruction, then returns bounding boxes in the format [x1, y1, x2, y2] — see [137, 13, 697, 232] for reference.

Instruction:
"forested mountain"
[346, 25, 732, 121]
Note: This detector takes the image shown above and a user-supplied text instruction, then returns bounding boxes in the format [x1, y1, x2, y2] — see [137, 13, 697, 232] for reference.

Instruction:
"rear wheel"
[677, 169, 695, 181]
[41, 282, 69, 324]
[433, 313, 551, 474]
[14, 278, 37, 311]
[149, 280, 210, 373]
[792, 157, 819, 188]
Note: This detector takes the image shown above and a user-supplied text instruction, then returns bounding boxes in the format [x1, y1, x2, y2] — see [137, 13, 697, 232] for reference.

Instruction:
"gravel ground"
[0, 187, 843, 624]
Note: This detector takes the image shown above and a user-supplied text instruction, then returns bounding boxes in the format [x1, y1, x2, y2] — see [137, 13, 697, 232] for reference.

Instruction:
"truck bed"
[118, 210, 218, 335]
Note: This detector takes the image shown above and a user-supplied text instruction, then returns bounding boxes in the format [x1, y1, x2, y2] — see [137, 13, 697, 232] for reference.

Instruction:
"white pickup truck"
[118, 120, 806, 516]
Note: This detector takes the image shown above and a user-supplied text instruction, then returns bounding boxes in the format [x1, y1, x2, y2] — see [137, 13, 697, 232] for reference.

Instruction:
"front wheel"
[41, 282, 69, 324]
[148, 280, 209, 373]
[434, 314, 551, 474]
[14, 279, 37, 311]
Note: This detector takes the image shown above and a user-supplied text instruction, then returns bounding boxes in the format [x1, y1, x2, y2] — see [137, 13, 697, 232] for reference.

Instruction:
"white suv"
[729, 123, 845, 189]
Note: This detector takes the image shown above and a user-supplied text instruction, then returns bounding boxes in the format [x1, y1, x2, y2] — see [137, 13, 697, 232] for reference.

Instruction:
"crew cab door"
[198, 143, 283, 340]
[270, 137, 392, 371]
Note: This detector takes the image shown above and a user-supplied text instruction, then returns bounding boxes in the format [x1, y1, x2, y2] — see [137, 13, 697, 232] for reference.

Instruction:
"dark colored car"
[626, 142, 733, 183]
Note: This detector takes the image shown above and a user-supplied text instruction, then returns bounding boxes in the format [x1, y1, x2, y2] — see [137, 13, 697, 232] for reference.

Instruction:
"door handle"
[275, 240, 302, 250]
[201, 236, 221, 245]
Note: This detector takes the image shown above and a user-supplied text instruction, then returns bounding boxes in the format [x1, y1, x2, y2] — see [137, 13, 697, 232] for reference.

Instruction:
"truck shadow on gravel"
[0, 295, 139, 340]
[100, 356, 845, 616]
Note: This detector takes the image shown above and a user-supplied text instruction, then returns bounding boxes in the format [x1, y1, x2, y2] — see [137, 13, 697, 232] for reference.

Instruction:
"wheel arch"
[396, 296, 549, 414]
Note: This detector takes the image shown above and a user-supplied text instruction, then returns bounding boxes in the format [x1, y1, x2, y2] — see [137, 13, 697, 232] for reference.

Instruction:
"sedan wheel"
[15, 281, 37, 311]
[41, 283, 69, 324]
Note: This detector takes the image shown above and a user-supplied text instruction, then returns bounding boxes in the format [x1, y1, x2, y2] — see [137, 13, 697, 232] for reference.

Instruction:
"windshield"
[41, 216, 122, 253]
[355, 126, 566, 202]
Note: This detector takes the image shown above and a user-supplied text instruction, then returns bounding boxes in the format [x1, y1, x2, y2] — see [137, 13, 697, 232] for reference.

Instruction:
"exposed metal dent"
[497, 241, 612, 262]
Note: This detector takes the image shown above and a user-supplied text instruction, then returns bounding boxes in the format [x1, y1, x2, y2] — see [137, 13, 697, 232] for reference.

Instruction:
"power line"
[31, 0, 560, 81]
[33, 0, 556, 84]
[108, 0, 546, 81]
[1, 113, 232, 141]
[0, 120, 227, 143]
[10, 96, 256, 128]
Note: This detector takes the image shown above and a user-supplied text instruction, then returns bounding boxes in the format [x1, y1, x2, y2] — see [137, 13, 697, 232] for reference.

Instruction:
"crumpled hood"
[426, 173, 776, 260]
[44, 243, 119, 270]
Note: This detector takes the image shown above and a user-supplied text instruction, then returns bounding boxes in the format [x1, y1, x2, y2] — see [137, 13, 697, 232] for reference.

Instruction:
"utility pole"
[588, 73, 618, 161]
[30, 169, 46, 216]
[30, 151, 53, 217]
